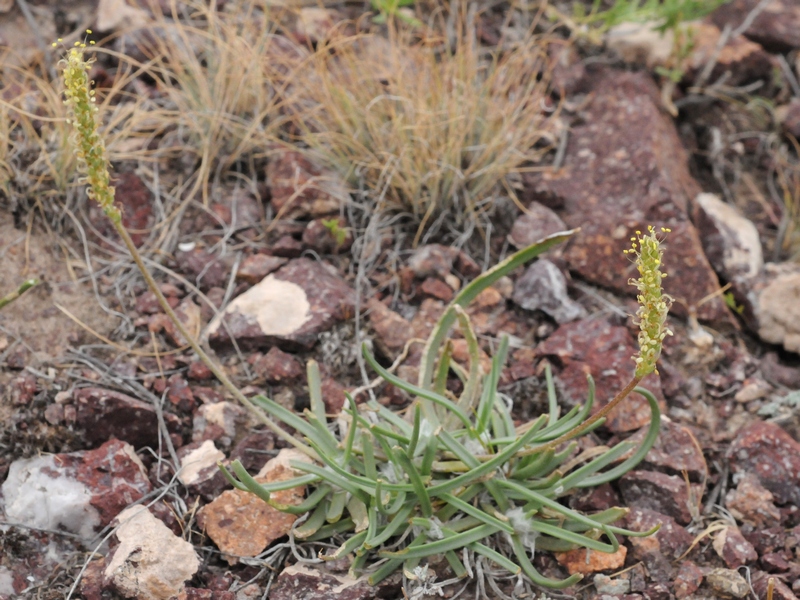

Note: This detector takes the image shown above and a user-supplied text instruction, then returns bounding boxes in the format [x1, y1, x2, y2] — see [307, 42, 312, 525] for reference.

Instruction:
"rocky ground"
[2, 0, 800, 599]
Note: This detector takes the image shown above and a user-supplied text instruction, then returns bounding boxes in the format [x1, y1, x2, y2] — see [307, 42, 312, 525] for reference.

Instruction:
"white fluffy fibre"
[505, 507, 539, 552]
[1, 455, 100, 541]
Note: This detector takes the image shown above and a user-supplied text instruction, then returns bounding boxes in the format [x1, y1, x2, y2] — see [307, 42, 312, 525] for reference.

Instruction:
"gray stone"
[512, 259, 586, 323]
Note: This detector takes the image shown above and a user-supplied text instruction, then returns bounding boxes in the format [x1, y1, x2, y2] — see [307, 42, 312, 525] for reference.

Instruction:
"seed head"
[624, 226, 673, 377]
[59, 36, 119, 223]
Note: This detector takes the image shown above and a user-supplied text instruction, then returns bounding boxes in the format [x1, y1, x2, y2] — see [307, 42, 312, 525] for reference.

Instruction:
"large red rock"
[710, 0, 800, 52]
[525, 70, 729, 323]
[727, 421, 800, 505]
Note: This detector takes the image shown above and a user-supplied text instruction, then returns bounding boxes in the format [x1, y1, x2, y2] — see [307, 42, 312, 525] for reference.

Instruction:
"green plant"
[574, 0, 730, 33]
[370, 0, 421, 27]
[0, 279, 38, 311]
[60, 28, 673, 593]
[321, 217, 349, 248]
[220, 227, 672, 588]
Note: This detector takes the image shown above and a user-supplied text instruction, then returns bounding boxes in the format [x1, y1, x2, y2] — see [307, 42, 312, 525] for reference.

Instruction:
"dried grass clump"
[121, 0, 293, 204]
[287, 26, 558, 242]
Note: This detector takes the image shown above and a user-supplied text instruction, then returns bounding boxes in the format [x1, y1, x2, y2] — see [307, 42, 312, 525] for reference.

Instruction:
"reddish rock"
[367, 299, 412, 360]
[73, 387, 180, 448]
[725, 472, 782, 528]
[623, 508, 693, 560]
[619, 470, 696, 525]
[710, 0, 800, 52]
[779, 99, 800, 140]
[8, 373, 37, 405]
[229, 429, 277, 474]
[267, 150, 347, 218]
[673, 560, 703, 599]
[207, 258, 356, 350]
[411, 298, 447, 340]
[236, 254, 288, 285]
[175, 247, 233, 291]
[167, 374, 196, 412]
[762, 352, 800, 388]
[622, 418, 707, 481]
[302, 217, 353, 254]
[713, 525, 758, 568]
[508, 201, 567, 249]
[751, 570, 800, 600]
[408, 244, 458, 279]
[535, 318, 665, 432]
[420, 277, 454, 302]
[136, 290, 180, 315]
[685, 22, 773, 87]
[1, 440, 151, 541]
[569, 482, 620, 512]
[197, 449, 312, 563]
[744, 526, 787, 555]
[320, 375, 347, 414]
[269, 564, 400, 600]
[526, 71, 728, 323]
[187, 360, 213, 381]
[147, 297, 202, 348]
[75, 439, 153, 526]
[555, 545, 627, 576]
[727, 421, 800, 505]
[89, 171, 153, 248]
[269, 234, 305, 258]
[252, 346, 305, 384]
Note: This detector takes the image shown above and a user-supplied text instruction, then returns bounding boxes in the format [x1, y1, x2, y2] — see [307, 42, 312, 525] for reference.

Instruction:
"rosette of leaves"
[220, 230, 661, 589]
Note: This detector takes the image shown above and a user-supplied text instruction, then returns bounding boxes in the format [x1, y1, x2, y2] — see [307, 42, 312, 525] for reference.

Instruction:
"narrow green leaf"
[394, 448, 433, 518]
[327, 490, 348, 523]
[470, 542, 521, 575]
[363, 348, 473, 431]
[418, 230, 576, 389]
[294, 500, 329, 538]
[578, 388, 661, 487]
[510, 534, 583, 589]
[379, 524, 499, 560]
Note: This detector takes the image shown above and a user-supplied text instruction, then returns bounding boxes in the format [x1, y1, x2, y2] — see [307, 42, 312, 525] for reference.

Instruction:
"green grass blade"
[394, 448, 433, 518]
[294, 500, 329, 538]
[418, 230, 576, 389]
[510, 534, 583, 589]
[470, 542, 521, 575]
[379, 523, 500, 560]
[578, 388, 661, 487]
[363, 347, 473, 431]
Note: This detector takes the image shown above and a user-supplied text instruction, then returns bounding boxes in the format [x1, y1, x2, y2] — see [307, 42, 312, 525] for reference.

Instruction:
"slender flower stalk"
[540, 226, 671, 452]
[59, 37, 311, 457]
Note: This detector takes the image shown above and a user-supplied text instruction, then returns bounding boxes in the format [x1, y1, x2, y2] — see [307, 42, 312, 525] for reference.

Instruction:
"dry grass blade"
[286, 25, 557, 242]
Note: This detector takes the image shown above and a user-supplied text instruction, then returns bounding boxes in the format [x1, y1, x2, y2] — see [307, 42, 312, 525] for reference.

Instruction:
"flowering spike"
[626, 225, 672, 377]
[60, 43, 120, 223]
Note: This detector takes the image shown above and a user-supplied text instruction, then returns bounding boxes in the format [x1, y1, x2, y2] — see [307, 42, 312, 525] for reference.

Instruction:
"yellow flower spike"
[60, 40, 121, 224]
[626, 226, 673, 378]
